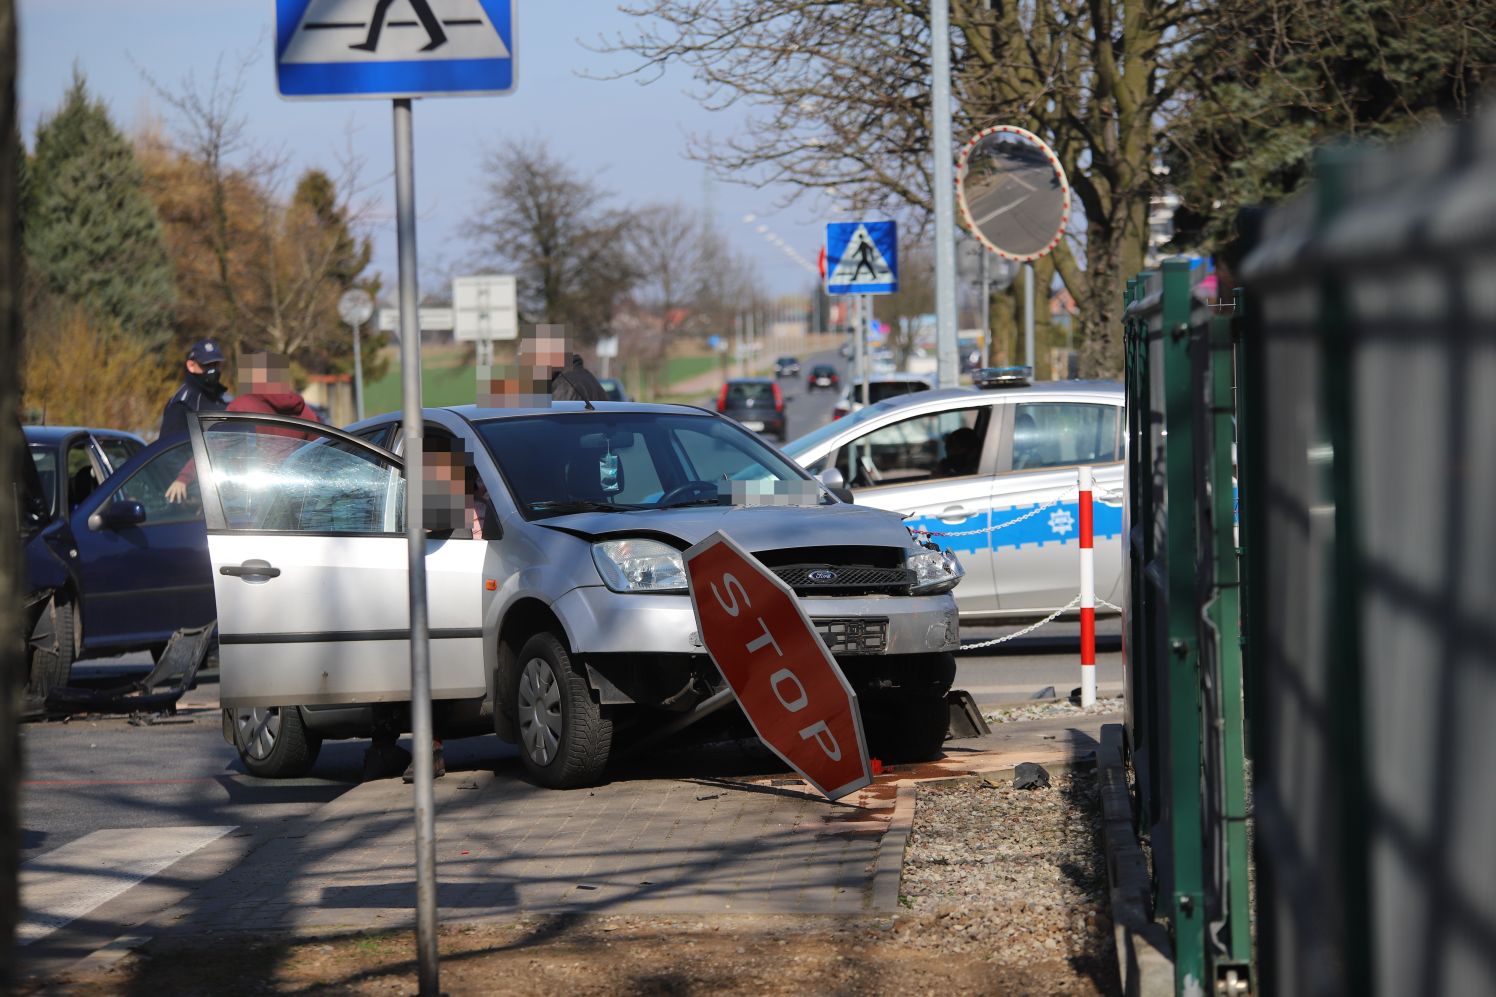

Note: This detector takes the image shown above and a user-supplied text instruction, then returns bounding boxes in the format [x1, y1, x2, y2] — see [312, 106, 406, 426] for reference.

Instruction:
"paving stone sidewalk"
[149, 712, 1108, 939]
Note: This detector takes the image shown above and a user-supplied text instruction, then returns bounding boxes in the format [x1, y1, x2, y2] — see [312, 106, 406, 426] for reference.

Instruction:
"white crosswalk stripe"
[19, 826, 236, 945]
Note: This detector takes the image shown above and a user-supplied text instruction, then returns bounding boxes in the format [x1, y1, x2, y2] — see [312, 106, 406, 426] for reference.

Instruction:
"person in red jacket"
[166, 351, 322, 502]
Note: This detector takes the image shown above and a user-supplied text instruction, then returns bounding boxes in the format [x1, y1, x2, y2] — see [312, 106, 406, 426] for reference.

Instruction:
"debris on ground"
[1012, 762, 1051, 789]
[985, 695, 1124, 725]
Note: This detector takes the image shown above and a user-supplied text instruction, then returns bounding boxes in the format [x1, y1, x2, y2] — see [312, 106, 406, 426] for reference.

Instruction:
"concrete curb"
[1098, 723, 1175, 997]
[870, 784, 916, 911]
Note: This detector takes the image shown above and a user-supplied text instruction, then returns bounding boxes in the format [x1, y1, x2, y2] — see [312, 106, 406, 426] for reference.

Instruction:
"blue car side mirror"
[89, 499, 147, 532]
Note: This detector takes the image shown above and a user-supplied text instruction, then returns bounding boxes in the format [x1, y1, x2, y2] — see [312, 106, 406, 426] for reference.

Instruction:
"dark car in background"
[598, 377, 630, 402]
[715, 377, 787, 442]
[807, 363, 840, 391]
[20, 427, 215, 706]
[774, 356, 801, 377]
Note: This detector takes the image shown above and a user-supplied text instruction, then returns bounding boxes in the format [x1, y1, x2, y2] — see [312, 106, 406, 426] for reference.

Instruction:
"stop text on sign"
[684, 531, 871, 800]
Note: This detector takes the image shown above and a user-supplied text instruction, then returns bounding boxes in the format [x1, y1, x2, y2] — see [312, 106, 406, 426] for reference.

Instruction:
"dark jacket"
[549, 355, 609, 402]
[159, 373, 229, 441]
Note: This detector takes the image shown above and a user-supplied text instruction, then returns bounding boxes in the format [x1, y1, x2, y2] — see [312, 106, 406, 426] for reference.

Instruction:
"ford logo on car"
[808, 569, 838, 583]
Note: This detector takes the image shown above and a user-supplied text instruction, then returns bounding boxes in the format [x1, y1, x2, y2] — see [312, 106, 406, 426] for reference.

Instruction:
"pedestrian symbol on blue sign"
[825, 220, 898, 295]
[275, 0, 516, 100]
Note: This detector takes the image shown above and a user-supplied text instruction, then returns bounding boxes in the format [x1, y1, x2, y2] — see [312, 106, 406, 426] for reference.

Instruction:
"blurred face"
[421, 446, 472, 531]
[478, 324, 575, 408]
[240, 352, 292, 394]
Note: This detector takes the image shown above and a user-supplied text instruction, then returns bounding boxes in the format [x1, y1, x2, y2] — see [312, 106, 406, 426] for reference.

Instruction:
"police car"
[783, 370, 1124, 619]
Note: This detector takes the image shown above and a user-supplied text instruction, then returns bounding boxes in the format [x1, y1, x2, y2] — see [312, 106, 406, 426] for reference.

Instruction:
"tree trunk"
[1, 0, 24, 974]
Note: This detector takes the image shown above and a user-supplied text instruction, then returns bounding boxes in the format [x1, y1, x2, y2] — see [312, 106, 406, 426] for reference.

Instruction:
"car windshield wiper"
[529, 499, 632, 515]
[655, 496, 726, 510]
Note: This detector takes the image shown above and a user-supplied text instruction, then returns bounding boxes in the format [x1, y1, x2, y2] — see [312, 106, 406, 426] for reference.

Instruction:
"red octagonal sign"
[685, 531, 872, 800]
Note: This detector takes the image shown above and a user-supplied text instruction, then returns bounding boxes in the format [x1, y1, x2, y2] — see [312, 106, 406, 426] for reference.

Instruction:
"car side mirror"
[816, 467, 854, 504]
[88, 499, 147, 531]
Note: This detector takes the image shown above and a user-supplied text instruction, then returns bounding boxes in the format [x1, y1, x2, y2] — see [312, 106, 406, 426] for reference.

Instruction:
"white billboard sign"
[453, 274, 518, 342]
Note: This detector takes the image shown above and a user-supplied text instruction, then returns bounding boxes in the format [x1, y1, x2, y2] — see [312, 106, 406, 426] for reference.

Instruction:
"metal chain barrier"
[1097, 596, 1124, 614]
[959, 595, 1082, 649]
[910, 484, 1079, 538]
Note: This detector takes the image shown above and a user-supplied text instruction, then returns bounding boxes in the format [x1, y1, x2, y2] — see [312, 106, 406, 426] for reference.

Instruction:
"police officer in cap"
[159, 338, 230, 441]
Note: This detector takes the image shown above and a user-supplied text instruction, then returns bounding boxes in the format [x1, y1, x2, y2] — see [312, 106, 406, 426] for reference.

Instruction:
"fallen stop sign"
[684, 532, 872, 800]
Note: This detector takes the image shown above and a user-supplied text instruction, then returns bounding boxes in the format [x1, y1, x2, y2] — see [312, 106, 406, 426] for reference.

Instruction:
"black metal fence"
[1237, 111, 1496, 996]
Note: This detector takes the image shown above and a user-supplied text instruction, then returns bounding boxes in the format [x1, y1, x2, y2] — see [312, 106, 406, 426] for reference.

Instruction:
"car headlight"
[908, 547, 965, 595]
[591, 539, 688, 594]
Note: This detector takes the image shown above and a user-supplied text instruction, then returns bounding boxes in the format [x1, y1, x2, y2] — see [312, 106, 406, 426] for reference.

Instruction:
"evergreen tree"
[1164, 0, 1496, 253]
[24, 72, 176, 346]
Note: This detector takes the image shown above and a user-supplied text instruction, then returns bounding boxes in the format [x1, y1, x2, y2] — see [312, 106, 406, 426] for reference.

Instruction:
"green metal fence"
[1123, 106, 1496, 997]
[1122, 258, 1252, 994]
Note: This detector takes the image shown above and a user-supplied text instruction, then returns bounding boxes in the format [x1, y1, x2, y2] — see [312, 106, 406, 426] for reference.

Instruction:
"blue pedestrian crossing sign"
[275, 0, 515, 100]
[825, 220, 898, 295]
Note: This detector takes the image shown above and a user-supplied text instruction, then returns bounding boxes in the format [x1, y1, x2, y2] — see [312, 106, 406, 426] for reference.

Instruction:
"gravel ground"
[899, 769, 1120, 993]
[984, 696, 1125, 725]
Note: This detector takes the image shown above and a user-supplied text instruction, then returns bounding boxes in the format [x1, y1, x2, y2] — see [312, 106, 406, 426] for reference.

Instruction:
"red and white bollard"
[1078, 466, 1096, 706]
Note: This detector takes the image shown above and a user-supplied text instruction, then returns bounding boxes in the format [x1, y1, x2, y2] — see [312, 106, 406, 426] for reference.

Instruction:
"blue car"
[22, 426, 215, 709]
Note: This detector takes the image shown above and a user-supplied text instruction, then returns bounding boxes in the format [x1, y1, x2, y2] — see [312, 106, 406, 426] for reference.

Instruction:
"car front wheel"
[232, 705, 321, 778]
[26, 595, 76, 707]
[514, 632, 613, 788]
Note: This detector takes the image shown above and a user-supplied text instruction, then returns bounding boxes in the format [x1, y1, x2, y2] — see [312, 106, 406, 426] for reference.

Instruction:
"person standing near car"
[165, 351, 322, 503]
[158, 338, 230, 442]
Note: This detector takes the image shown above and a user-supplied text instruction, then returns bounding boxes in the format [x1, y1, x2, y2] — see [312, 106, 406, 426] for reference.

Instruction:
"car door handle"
[938, 505, 971, 524]
[220, 560, 281, 579]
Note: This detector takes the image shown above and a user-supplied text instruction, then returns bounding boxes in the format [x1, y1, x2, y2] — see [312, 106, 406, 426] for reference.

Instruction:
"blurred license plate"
[744, 420, 765, 431]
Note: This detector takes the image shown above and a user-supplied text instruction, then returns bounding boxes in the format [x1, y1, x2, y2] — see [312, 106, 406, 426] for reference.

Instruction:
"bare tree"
[469, 140, 635, 344]
[626, 201, 703, 395]
[600, 0, 1216, 375]
[142, 55, 375, 371]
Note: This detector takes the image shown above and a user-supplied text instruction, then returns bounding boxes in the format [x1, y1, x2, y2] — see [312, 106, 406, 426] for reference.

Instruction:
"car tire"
[513, 632, 612, 789]
[26, 595, 76, 705]
[861, 694, 950, 763]
[232, 705, 321, 778]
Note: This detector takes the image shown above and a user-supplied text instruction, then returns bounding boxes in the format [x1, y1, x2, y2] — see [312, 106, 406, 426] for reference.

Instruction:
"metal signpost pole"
[930, 0, 959, 389]
[861, 294, 873, 404]
[350, 317, 365, 421]
[1024, 262, 1035, 374]
[392, 97, 439, 997]
[979, 248, 990, 366]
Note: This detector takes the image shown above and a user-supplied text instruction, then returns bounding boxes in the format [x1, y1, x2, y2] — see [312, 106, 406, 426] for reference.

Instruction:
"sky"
[17, 0, 831, 301]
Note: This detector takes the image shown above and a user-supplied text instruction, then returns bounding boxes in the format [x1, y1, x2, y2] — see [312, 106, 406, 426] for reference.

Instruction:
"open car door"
[186, 412, 489, 708]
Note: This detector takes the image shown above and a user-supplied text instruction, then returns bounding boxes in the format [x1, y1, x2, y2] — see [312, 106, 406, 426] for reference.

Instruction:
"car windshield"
[867, 381, 931, 404]
[476, 411, 823, 518]
[725, 382, 774, 405]
[27, 444, 59, 519]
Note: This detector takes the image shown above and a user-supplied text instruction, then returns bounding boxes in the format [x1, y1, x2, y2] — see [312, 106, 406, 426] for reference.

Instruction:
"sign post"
[274, 5, 516, 992]
[684, 532, 872, 801]
[929, 0, 960, 390]
[825, 220, 897, 408]
[338, 288, 373, 422]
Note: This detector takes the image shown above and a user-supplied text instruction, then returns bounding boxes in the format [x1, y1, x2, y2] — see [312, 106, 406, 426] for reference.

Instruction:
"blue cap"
[187, 338, 223, 365]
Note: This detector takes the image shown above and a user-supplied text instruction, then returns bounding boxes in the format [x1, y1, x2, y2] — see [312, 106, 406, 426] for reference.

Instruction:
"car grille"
[812, 617, 889, 654]
[771, 564, 913, 595]
[755, 545, 912, 597]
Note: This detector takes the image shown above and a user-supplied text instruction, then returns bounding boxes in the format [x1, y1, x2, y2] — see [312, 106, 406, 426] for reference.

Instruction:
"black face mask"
[191, 366, 225, 394]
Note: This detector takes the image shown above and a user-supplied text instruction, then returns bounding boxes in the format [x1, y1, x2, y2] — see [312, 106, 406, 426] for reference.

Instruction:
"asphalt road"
[963, 153, 1065, 257]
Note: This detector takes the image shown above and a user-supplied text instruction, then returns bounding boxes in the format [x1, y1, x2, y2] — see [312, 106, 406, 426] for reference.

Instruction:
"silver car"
[784, 380, 1124, 619]
[187, 404, 962, 787]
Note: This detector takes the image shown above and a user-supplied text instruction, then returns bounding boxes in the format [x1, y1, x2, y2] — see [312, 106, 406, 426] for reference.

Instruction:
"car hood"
[538, 502, 914, 553]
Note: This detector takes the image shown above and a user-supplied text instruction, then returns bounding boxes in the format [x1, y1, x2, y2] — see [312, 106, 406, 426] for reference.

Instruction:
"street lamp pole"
[930, 0, 960, 389]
